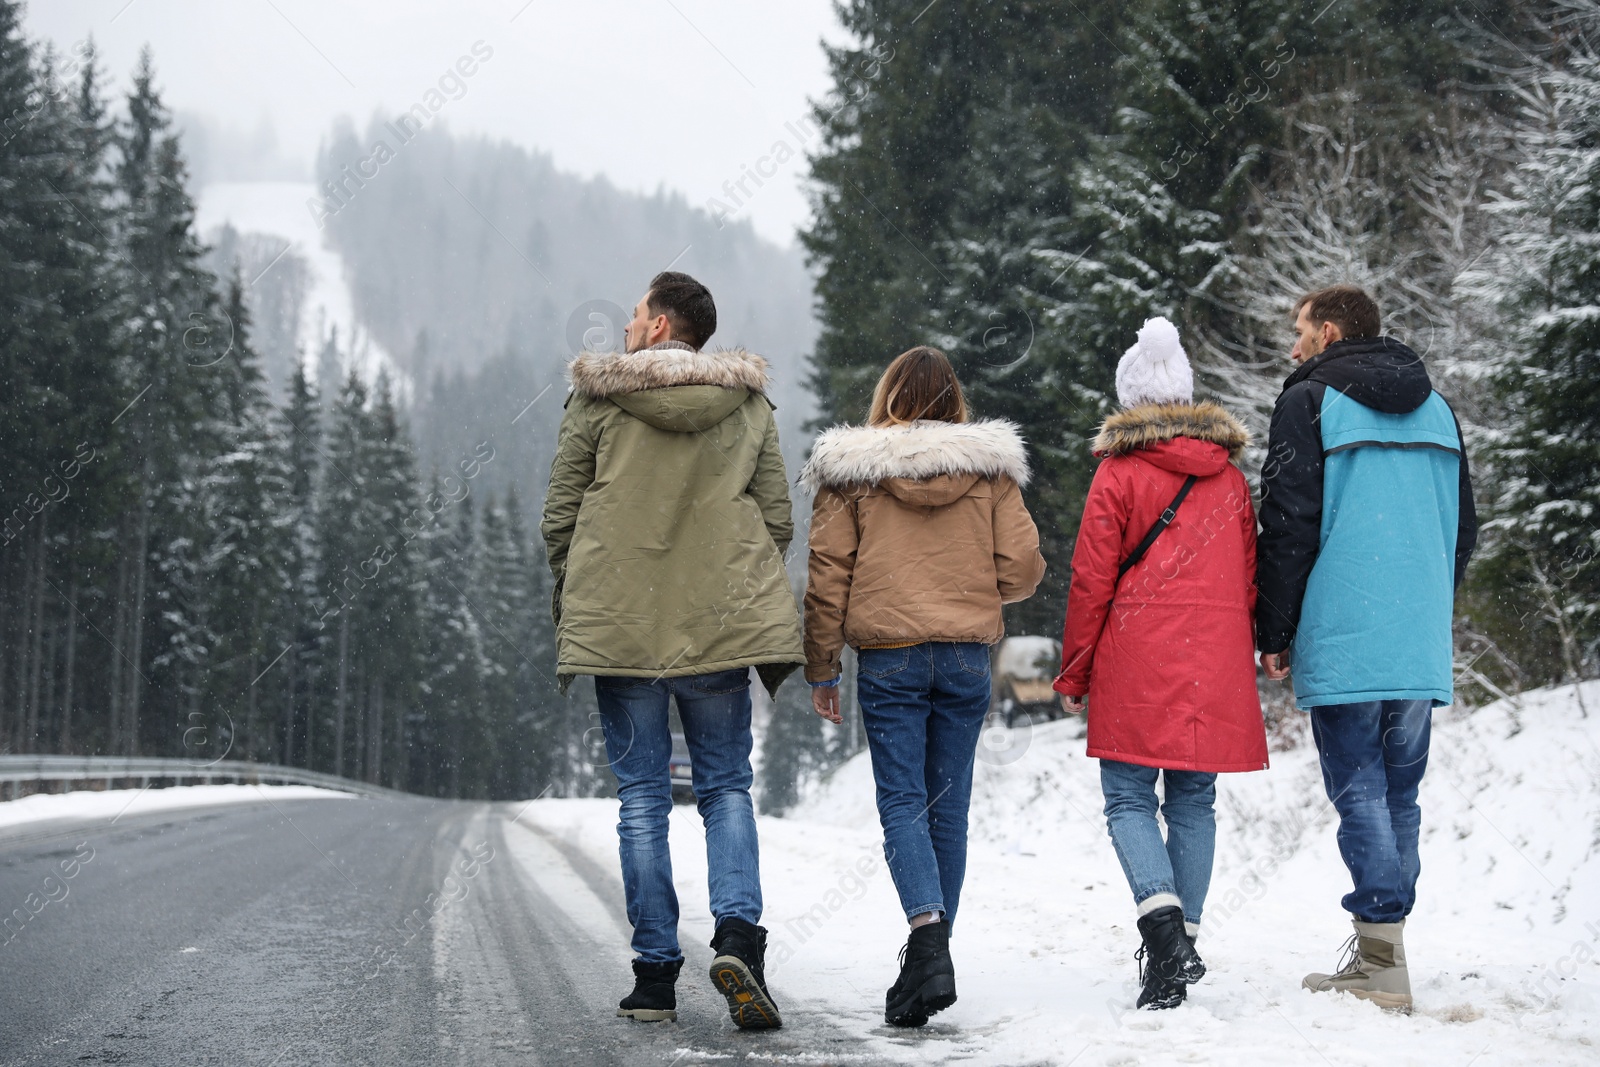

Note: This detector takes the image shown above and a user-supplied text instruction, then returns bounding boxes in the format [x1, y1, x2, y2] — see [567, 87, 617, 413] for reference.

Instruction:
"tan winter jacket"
[801, 419, 1047, 683]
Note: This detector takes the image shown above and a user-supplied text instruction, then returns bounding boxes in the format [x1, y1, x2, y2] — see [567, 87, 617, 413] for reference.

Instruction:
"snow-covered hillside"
[527, 682, 1600, 1065]
[193, 180, 407, 392]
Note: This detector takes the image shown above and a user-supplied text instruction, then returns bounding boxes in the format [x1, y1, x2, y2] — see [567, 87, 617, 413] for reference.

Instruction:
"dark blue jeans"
[1309, 699, 1432, 923]
[858, 642, 992, 926]
[595, 668, 762, 965]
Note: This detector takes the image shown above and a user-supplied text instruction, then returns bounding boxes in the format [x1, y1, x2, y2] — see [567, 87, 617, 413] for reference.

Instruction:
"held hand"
[1059, 693, 1086, 715]
[1260, 650, 1291, 681]
[812, 684, 843, 724]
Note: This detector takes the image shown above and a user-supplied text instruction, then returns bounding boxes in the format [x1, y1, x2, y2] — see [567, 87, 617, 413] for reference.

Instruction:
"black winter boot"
[885, 921, 958, 1027]
[709, 918, 782, 1030]
[1138, 906, 1206, 983]
[1135, 947, 1187, 1010]
[1135, 906, 1205, 1010]
[617, 959, 682, 1022]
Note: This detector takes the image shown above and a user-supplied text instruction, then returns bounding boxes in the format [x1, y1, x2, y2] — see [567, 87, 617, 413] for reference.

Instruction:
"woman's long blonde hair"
[867, 346, 970, 427]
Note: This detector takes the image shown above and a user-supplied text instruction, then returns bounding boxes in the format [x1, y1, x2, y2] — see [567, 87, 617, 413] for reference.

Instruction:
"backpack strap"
[1117, 474, 1199, 580]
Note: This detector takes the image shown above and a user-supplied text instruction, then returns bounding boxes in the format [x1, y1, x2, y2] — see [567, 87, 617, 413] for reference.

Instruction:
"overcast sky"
[23, 0, 845, 246]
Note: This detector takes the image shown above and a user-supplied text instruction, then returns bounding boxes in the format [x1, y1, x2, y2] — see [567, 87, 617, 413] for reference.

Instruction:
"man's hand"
[1260, 650, 1291, 681]
[1059, 693, 1086, 715]
[812, 684, 842, 724]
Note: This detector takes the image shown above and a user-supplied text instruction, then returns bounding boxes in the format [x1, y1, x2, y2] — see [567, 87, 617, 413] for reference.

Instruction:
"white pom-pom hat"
[1115, 316, 1193, 408]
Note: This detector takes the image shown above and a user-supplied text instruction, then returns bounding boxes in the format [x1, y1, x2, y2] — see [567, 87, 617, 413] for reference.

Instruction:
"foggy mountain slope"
[312, 117, 821, 516]
[314, 117, 818, 411]
[196, 182, 407, 402]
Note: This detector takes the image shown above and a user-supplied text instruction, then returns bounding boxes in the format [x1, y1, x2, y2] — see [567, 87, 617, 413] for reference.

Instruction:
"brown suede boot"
[1303, 919, 1412, 1013]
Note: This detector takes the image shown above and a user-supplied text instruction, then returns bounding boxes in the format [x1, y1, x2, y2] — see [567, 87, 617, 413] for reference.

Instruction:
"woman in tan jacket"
[802, 346, 1046, 1028]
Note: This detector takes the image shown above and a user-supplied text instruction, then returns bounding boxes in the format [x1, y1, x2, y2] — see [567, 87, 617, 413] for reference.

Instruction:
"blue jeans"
[595, 668, 762, 965]
[1100, 760, 1218, 925]
[858, 642, 992, 926]
[1309, 699, 1431, 923]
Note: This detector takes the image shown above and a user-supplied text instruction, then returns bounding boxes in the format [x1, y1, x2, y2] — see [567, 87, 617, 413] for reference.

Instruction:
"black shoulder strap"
[1118, 474, 1199, 580]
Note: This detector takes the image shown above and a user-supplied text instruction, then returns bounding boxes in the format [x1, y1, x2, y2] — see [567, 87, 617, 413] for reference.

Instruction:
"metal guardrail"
[0, 755, 412, 801]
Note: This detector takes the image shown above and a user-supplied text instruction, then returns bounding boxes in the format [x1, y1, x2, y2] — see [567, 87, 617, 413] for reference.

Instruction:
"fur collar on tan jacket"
[1092, 401, 1249, 461]
[801, 418, 1045, 683]
[801, 418, 1031, 492]
[568, 340, 770, 399]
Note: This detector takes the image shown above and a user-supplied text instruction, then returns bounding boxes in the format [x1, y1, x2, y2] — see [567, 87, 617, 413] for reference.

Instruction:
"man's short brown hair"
[646, 271, 717, 350]
[1294, 284, 1381, 340]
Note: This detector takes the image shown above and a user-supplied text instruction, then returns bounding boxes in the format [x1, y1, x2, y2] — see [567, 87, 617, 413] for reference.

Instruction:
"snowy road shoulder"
[0, 783, 351, 832]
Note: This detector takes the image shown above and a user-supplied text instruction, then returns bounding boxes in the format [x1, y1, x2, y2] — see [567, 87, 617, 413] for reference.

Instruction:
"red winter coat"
[1053, 402, 1268, 773]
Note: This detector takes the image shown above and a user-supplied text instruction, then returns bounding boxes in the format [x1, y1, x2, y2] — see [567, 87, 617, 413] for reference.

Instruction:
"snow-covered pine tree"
[418, 487, 488, 797]
[108, 50, 222, 755]
[189, 275, 294, 762]
[1472, 1, 1600, 689]
[473, 496, 529, 797]
[360, 369, 421, 786]
[801, 0, 1123, 425]
[928, 103, 1111, 633]
[1192, 84, 1508, 469]
[277, 358, 322, 767]
[974, 0, 1284, 623]
[49, 41, 131, 756]
[513, 489, 601, 798]
[0, 20, 131, 754]
[315, 326, 343, 415]
[409, 474, 450, 795]
[315, 368, 375, 776]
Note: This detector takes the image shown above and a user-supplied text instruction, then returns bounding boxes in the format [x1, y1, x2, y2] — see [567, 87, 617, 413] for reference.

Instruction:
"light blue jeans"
[1099, 760, 1218, 926]
[596, 667, 762, 965]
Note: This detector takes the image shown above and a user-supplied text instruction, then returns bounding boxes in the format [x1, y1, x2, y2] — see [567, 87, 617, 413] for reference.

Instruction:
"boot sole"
[1137, 977, 1188, 1010]
[1348, 988, 1413, 1013]
[1303, 980, 1413, 1014]
[709, 955, 783, 1030]
[1137, 992, 1186, 1010]
[616, 1007, 677, 1022]
[886, 973, 957, 1027]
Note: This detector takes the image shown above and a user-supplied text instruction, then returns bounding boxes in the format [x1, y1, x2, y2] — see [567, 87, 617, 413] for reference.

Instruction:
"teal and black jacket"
[1256, 337, 1477, 708]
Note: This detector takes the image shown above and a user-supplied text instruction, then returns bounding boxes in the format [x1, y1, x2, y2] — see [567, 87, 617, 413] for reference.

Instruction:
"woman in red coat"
[1053, 317, 1267, 1011]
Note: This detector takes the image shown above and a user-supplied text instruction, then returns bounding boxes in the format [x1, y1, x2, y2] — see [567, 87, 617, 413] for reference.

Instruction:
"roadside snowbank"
[526, 681, 1600, 1065]
[0, 784, 351, 831]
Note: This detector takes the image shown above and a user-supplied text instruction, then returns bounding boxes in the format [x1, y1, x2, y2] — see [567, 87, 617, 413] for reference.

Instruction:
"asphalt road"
[0, 794, 882, 1067]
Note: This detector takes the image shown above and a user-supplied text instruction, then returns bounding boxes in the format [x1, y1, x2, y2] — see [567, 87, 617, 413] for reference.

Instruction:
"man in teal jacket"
[1256, 285, 1477, 1013]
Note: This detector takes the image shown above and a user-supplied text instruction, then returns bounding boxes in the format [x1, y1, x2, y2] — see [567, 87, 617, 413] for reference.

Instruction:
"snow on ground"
[524, 682, 1600, 1065]
[0, 784, 350, 831]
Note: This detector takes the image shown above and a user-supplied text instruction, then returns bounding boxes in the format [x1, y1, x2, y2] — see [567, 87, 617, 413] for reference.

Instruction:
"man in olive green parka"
[540, 271, 801, 1031]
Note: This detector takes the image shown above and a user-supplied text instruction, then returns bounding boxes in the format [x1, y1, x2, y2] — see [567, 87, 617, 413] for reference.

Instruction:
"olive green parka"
[539, 341, 804, 696]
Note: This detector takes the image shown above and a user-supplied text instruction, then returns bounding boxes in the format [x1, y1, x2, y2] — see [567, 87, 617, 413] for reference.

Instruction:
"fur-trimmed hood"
[1093, 402, 1249, 462]
[567, 341, 770, 399]
[802, 419, 1031, 494]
